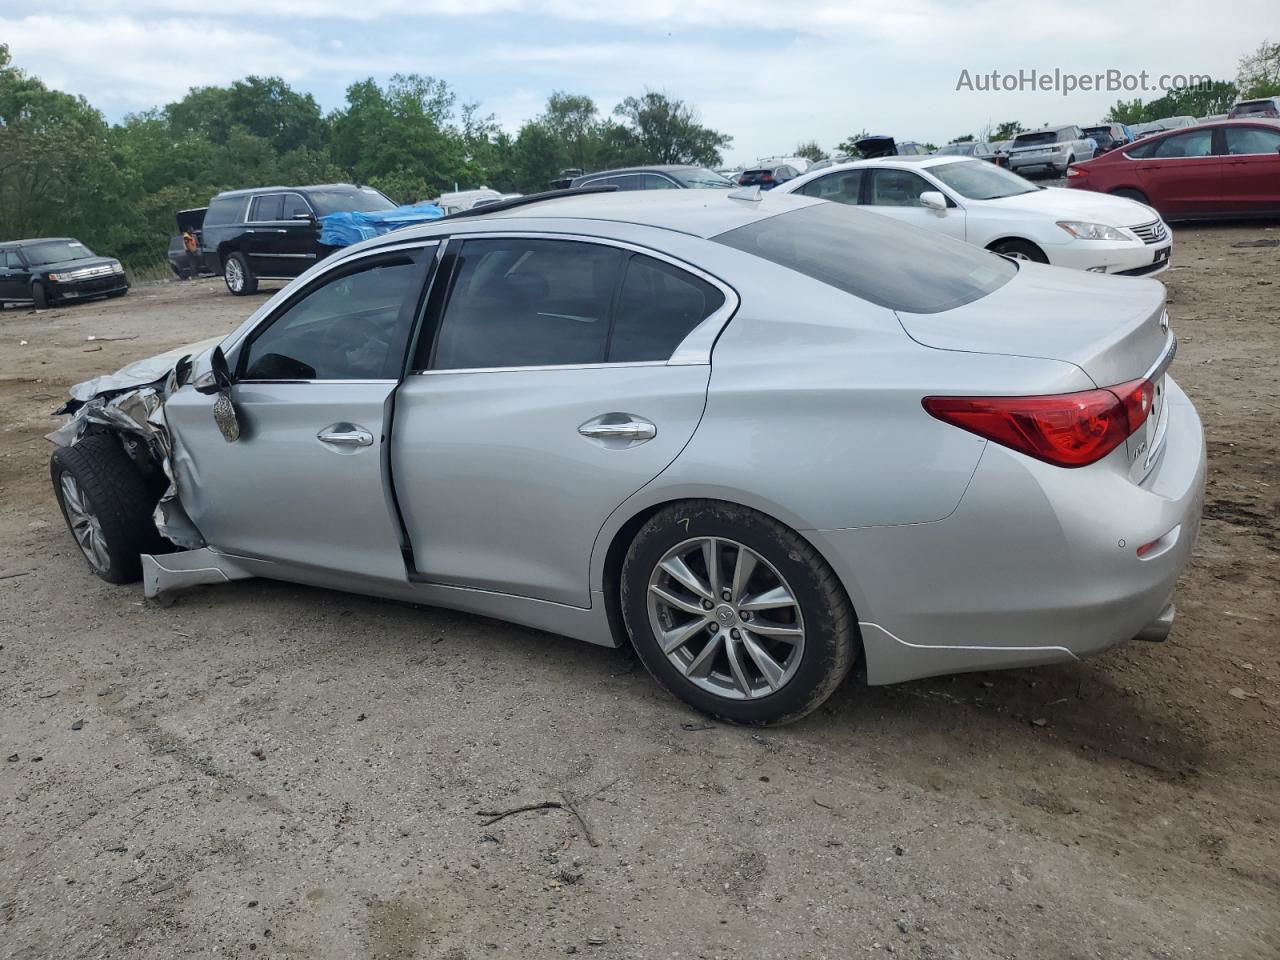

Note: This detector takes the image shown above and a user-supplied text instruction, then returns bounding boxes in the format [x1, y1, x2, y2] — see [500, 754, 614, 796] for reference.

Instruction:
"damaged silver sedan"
[48, 189, 1204, 724]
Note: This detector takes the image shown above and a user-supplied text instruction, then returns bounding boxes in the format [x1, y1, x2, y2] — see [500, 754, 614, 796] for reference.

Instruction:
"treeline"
[1106, 41, 1279, 124]
[0, 45, 731, 269]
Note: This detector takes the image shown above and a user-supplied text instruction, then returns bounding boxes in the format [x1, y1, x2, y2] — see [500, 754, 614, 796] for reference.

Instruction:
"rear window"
[1012, 131, 1058, 147]
[712, 202, 1014, 314]
[1232, 100, 1277, 116]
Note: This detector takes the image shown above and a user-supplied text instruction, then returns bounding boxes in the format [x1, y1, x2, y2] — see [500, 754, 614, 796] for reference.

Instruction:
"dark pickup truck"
[196, 183, 396, 295]
[0, 238, 129, 309]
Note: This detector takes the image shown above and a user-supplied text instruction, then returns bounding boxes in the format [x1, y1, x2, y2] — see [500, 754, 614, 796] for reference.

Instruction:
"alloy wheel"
[59, 472, 110, 573]
[646, 536, 805, 700]
[225, 257, 244, 292]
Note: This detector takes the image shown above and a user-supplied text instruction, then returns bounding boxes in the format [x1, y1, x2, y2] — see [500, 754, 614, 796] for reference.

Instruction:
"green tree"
[950, 133, 975, 143]
[611, 91, 731, 166]
[992, 121, 1026, 140]
[794, 140, 827, 163]
[1108, 79, 1239, 123]
[1237, 40, 1280, 97]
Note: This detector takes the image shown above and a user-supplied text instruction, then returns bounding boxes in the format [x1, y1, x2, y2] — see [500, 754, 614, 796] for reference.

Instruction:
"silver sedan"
[48, 189, 1205, 724]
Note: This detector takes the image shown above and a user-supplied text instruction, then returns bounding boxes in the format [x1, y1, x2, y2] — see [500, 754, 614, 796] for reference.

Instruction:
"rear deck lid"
[895, 262, 1169, 387]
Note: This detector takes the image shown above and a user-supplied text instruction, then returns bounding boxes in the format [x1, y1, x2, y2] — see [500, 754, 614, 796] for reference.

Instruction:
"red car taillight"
[923, 379, 1152, 468]
[1066, 165, 1086, 178]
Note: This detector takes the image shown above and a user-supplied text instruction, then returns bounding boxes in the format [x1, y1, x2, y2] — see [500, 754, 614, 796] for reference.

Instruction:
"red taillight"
[760, 173, 774, 182]
[923, 379, 1152, 468]
[1066, 165, 1085, 178]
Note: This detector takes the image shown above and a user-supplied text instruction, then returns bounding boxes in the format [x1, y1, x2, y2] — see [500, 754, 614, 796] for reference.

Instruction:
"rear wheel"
[621, 501, 857, 725]
[1110, 187, 1150, 205]
[223, 251, 258, 296]
[32, 282, 48, 309]
[989, 238, 1049, 263]
[50, 433, 169, 584]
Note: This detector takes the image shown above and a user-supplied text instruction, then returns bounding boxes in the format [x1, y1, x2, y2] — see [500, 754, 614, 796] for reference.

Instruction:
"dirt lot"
[1, 227, 1277, 960]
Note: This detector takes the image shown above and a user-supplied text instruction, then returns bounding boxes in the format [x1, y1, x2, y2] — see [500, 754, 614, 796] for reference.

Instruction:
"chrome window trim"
[235, 379, 398, 386]
[222, 240, 441, 357]
[418, 230, 740, 373]
[248, 192, 286, 223]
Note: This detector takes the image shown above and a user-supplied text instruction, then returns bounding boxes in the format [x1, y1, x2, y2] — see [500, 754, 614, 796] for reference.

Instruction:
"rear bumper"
[807, 377, 1205, 685]
[1009, 154, 1069, 174]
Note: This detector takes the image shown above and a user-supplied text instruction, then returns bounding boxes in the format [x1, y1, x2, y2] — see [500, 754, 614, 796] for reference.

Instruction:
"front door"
[0, 250, 31, 301]
[1220, 125, 1280, 214]
[1133, 129, 1222, 217]
[391, 235, 733, 608]
[164, 243, 437, 581]
[862, 169, 967, 241]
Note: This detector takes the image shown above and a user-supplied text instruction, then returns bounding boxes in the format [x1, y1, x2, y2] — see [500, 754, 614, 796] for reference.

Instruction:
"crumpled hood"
[67, 336, 224, 402]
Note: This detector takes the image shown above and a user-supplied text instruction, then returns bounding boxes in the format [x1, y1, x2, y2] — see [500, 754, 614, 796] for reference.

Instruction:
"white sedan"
[775, 156, 1173, 277]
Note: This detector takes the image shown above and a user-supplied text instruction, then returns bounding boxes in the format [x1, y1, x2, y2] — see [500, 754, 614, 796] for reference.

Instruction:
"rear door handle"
[578, 414, 657, 446]
[317, 423, 374, 447]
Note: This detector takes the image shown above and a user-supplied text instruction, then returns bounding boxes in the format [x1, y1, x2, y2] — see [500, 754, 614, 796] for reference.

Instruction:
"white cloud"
[4, 1, 1273, 161]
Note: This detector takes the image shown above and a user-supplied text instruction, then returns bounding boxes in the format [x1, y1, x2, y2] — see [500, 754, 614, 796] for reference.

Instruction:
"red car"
[1066, 118, 1280, 220]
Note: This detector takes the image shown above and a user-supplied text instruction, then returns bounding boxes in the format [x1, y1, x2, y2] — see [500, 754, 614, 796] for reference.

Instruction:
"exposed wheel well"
[600, 497, 860, 655]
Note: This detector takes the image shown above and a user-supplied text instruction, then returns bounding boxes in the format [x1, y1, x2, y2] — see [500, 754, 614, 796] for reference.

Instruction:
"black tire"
[620, 500, 858, 725]
[50, 433, 170, 584]
[32, 282, 48, 309]
[223, 251, 258, 296]
[989, 238, 1049, 264]
[1110, 187, 1150, 205]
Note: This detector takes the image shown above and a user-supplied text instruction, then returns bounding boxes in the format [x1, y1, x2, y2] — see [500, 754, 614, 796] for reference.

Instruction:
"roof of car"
[0, 237, 76, 248]
[574, 165, 703, 179]
[383, 188, 825, 241]
[1142, 116, 1280, 134]
[211, 183, 369, 199]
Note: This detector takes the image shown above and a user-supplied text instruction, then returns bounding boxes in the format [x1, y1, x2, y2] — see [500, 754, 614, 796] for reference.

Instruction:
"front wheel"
[32, 282, 48, 309]
[989, 238, 1049, 263]
[621, 501, 858, 725]
[223, 251, 258, 296]
[50, 433, 169, 584]
[1110, 187, 1150, 205]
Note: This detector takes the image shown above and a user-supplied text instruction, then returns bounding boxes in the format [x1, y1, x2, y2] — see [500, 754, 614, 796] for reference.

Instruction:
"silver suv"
[1007, 125, 1095, 176]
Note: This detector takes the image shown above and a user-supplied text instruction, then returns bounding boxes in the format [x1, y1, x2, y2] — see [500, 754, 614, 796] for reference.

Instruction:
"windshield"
[672, 168, 734, 188]
[936, 142, 977, 156]
[307, 187, 397, 217]
[713, 201, 1014, 314]
[1013, 130, 1059, 147]
[930, 160, 1039, 200]
[22, 240, 96, 265]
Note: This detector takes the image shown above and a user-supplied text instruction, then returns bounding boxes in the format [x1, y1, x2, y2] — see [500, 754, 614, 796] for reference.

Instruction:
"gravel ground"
[1, 224, 1277, 960]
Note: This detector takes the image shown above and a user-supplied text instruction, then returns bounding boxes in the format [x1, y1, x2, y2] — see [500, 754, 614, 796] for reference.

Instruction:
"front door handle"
[578, 414, 657, 447]
[317, 423, 374, 447]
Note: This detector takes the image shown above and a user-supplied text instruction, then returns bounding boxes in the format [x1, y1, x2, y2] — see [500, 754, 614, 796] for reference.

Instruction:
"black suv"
[198, 183, 396, 295]
[0, 238, 128, 309]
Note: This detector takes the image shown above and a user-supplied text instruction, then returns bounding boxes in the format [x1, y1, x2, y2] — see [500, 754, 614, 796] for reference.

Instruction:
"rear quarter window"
[712, 202, 1015, 314]
[205, 197, 246, 226]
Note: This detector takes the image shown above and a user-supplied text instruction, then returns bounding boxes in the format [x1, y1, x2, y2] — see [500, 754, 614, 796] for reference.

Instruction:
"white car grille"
[1129, 220, 1168, 245]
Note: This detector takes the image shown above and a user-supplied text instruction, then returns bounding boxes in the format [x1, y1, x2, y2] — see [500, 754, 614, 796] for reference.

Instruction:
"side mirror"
[919, 191, 947, 212]
[194, 346, 240, 442]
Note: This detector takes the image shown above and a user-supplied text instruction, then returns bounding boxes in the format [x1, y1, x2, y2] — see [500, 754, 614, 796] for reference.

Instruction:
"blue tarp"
[319, 202, 445, 247]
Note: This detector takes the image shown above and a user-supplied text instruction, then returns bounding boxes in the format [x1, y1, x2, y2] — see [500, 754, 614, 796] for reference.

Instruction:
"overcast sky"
[3, 0, 1271, 165]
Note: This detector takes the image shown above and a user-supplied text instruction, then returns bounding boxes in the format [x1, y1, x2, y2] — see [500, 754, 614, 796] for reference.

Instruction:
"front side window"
[610, 255, 725, 362]
[2, 251, 23, 268]
[239, 252, 426, 381]
[431, 238, 624, 370]
[867, 169, 932, 206]
[670, 168, 734, 188]
[281, 193, 312, 219]
[1150, 130, 1214, 158]
[643, 174, 679, 190]
[249, 194, 284, 222]
[1224, 126, 1280, 155]
[797, 169, 864, 204]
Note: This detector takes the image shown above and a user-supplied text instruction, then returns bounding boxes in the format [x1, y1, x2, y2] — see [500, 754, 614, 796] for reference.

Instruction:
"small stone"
[247, 900, 258, 908]
[893, 845, 905, 856]
[71, 719, 84, 731]
[1031, 718, 1049, 727]
[6, 754, 17, 763]
[896, 919, 909, 934]
[1228, 687, 1249, 700]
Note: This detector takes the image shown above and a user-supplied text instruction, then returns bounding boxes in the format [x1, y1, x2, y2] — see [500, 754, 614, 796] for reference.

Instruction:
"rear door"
[164, 242, 438, 580]
[1132, 128, 1222, 216]
[244, 193, 286, 275]
[392, 234, 735, 607]
[1220, 125, 1280, 213]
[863, 168, 966, 241]
[0, 249, 31, 301]
[276, 192, 320, 271]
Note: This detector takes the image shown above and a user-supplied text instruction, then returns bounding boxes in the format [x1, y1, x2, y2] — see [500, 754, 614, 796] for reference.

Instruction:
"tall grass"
[123, 253, 177, 285]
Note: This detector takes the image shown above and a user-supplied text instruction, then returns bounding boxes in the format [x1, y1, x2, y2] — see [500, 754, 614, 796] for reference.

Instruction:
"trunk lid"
[895, 262, 1169, 387]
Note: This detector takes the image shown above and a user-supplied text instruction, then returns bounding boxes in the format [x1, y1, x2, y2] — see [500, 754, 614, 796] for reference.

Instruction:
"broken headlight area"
[48, 347, 209, 551]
